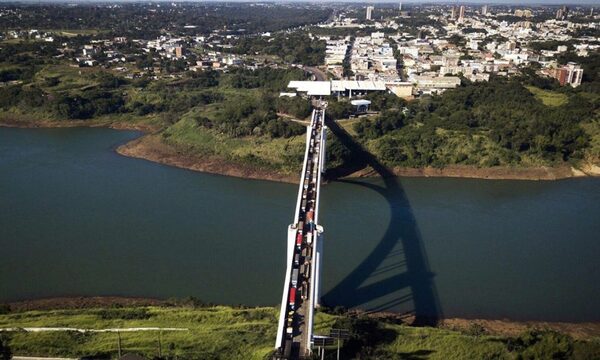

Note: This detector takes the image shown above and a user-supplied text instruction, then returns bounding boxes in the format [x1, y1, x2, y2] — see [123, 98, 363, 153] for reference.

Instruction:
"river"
[1, 127, 599, 322]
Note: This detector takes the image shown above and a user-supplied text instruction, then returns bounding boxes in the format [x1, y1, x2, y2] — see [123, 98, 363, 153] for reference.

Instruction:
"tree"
[0, 335, 11, 360]
[326, 100, 353, 120]
[276, 97, 311, 119]
[510, 329, 574, 360]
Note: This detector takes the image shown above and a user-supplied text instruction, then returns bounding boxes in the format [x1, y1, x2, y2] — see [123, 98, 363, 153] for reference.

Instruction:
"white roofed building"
[288, 81, 331, 96]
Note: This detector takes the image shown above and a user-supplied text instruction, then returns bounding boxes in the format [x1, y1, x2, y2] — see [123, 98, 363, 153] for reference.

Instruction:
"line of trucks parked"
[281, 110, 324, 359]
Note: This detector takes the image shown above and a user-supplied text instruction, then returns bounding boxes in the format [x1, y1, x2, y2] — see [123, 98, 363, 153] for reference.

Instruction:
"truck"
[301, 282, 308, 300]
[284, 340, 292, 358]
[306, 211, 314, 223]
[291, 269, 299, 287]
[306, 232, 313, 245]
[295, 232, 302, 249]
[294, 254, 300, 266]
[289, 287, 297, 308]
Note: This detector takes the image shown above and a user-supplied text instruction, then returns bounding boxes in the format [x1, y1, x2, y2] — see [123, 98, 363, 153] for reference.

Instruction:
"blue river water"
[1, 127, 599, 322]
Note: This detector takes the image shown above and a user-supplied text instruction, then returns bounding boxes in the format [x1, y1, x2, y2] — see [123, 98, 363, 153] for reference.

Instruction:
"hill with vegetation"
[346, 73, 599, 171]
[0, 3, 331, 40]
[1, 30, 599, 180]
[0, 302, 599, 360]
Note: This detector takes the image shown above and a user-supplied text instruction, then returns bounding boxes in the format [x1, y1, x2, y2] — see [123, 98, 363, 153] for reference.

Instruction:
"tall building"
[556, 5, 569, 20]
[552, 63, 583, 87]
[459, 5, 465, 21]
[451, 6, 456, 19]
[366, 6, 374, 20]
[399, 2, 402, 12]
[481, 5, 488, 16]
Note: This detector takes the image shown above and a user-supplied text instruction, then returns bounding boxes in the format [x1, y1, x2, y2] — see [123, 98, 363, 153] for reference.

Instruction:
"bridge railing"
[275, 108, 326, 359]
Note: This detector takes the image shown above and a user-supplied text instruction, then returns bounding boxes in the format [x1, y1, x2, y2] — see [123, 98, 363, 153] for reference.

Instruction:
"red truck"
[306, 211, 314, 223]
[296, 231, 303, 248]
[289, 287, 297, 309]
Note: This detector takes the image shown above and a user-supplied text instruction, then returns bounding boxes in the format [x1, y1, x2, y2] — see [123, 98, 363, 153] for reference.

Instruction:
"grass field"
[1, 305, 599, 359]
[161, 109, 306, 175]
[526, 86, 569, 107]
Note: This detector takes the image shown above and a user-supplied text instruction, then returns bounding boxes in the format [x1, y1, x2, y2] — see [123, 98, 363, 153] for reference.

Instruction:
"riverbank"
[2, 115, 599, 182]
[0, 114, 159, 133]
[116, 134, 300, 183]
[1, 297, 599, 359]
[3, 297, 599, 341]
[117, 132, 599, 182]
[352, 162, 595, 181]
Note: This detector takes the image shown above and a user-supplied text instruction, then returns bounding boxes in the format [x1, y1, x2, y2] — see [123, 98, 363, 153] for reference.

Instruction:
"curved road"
[304, 66, 327, 81]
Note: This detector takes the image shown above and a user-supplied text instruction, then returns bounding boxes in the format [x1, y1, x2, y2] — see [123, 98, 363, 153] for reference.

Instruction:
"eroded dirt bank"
[116, 134, 299, 183]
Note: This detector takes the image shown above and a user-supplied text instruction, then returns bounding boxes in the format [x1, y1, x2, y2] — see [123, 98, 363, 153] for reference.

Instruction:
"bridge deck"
[275, 108, 326, 359]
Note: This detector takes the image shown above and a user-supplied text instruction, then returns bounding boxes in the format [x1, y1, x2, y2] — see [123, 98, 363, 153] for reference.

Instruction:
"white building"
[366, 6, 374, 21]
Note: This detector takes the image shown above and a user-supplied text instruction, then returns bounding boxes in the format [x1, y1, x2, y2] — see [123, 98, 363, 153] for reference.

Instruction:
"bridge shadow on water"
[322, 119, 442, 326]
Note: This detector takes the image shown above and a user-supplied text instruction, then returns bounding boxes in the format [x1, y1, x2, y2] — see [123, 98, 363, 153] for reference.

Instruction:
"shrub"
[95, 308, 151, 320]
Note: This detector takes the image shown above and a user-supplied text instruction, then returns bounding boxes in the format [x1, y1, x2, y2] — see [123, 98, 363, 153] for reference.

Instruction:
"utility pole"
[329, 329, 349, 360]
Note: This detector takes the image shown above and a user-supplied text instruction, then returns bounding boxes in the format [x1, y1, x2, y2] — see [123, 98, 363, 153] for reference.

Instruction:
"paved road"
[304, 66, 327, 81]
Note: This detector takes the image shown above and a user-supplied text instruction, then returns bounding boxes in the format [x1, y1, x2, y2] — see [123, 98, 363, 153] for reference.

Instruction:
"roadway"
[275, 108, 326, 359]
[304, 66, 328, 81]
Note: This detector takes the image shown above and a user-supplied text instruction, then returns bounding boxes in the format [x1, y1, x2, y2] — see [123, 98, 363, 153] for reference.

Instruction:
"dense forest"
[342, 72, 599, 169]
[229, 33, 326, 66]
[0, 64, 311, 140]
[0, 3, 331, 39]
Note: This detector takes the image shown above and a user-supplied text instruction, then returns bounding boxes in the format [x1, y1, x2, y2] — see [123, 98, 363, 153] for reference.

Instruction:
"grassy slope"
[160, 87, 307, 175]
[525, 86, 569, 107]
[581, 120, 600, 163]
[3, 63, 599, 174]
[363, 124, 534, 168]
[1, 306, 281, 359]
[525, 86, 600, 167]
[0, 63, 164, 129]
[0, 306, 517, 360]
[358, 87, 599, 170]
[163, 117, 306, 174]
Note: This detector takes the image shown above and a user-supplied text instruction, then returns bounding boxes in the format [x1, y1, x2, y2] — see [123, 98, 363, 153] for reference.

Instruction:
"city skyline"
[0, 0, 599, 4]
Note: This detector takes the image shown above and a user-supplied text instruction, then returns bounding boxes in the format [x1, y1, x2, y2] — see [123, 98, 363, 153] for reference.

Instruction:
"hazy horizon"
[0, 0, 598, 5]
